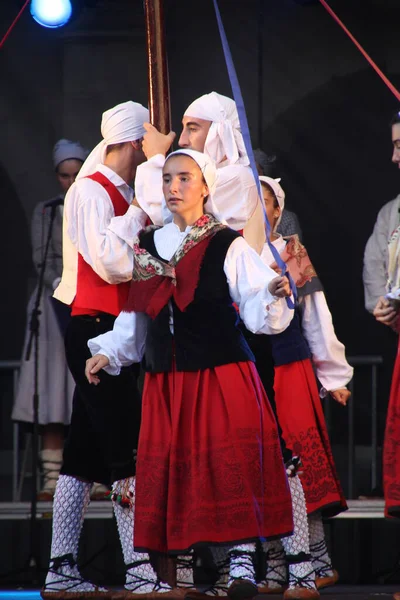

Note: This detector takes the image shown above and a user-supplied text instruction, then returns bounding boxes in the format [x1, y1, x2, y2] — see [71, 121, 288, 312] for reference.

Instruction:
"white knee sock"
[281, 476, 316, 591]
[45, 474, 107, 593]
[228, 543, 256, 585]
[176, 553, 194, 588]
[112, 476, 171, 594]
[308, 511, 334, 577]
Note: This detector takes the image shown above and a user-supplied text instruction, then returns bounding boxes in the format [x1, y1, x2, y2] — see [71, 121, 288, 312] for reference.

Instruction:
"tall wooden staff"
[144, 0, 172, 134]
[143, 0, 176, 586]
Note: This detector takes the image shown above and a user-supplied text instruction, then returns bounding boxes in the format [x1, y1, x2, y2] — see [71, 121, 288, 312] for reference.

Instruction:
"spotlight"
[30, 0, 73, 29]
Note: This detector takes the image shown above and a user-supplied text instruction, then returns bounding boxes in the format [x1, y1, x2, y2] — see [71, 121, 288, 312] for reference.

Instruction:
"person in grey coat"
[11, 139, 99, 501]
[363, 195, 400, 314]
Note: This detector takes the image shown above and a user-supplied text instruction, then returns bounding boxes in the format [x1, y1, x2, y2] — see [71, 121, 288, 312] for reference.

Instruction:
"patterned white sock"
[228, 543, 256, 586]
[260, 539, 286, 589]
[176, 553, 194, 588]
[112, 476, 172, 594]
[309, 512, 334, 577]
[44, 475, 108, 593]
[281, 476, 316, 591]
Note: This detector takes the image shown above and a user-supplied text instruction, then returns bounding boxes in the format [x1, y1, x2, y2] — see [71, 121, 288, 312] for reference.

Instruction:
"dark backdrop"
[2, 0, 400, 477]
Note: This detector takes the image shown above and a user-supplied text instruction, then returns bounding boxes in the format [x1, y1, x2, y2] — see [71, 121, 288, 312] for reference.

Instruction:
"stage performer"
[135, 91, 267, 254]
[135, 91, 314, 597]
[85, 149, 295, 600]
[379, 112, 400, 510]
[249, 176, 352, 596]
[373, 110, 400, 600]
[41, 101, 151, 599]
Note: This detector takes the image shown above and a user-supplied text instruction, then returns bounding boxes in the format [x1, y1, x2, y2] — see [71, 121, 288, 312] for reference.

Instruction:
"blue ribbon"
[212, 0, 296, 307]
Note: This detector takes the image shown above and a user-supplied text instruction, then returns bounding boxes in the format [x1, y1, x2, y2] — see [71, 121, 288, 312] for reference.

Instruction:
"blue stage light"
[30, 0, 73, 29]
[0, 592, 42, 599]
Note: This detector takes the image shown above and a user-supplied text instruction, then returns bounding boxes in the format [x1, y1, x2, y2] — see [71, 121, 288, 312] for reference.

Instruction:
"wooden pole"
[142, 3, 175, 583]
[143, 0, 172, 134]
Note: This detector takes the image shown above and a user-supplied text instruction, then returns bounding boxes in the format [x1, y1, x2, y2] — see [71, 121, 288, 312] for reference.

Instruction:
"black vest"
[140, 227, 255, 373]
[269, 308, 311, 366]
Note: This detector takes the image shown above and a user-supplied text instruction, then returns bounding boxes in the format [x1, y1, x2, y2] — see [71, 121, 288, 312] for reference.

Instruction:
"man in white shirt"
[42, 101, 159, 599]
[135, 91, 267, 254]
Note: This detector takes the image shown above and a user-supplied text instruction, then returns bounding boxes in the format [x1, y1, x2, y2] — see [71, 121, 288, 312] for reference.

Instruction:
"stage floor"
[0, 499, 387, 520]
[0, 586, 399, 599]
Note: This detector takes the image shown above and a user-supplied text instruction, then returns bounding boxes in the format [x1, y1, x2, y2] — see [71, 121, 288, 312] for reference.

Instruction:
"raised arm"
[66, 180, 147, 284]
[134, 154, 166, 226]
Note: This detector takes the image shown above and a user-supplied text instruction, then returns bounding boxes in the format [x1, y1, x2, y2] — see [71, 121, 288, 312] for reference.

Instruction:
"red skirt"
[274, 359, 347, 517]
[134, 361, 293, 554]
[383, 341, 400, 517]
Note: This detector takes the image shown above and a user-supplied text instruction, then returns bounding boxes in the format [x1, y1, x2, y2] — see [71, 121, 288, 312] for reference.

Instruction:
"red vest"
[72, 171, 131, 317]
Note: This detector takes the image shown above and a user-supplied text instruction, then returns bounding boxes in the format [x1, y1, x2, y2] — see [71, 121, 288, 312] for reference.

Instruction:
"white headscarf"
[77, 100, 149, 179]
[52, 139, 88, 170]
[259, 176, 285, 211]
[259, 176, 285, 231]
[164, 149, 222, 219]
[184, 92, 248, 167]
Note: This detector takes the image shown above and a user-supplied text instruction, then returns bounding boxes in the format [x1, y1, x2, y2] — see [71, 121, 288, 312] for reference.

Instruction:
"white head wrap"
[52, 139, 88, 170]
[184, 92, 248, 167]
[77, 100, 149, 179]
[164, 149, 222, 218]
[259, 176, 285, 231]
[259, 176, 285, 210]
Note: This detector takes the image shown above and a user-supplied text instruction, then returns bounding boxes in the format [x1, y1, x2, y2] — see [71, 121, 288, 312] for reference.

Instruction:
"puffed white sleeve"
[67, 182, 147, 284]
[134, 154, 166, 226]
[300, 291, 353, 391]
[87, 310, 148, 376]
[212, 165, 259, 231]
[224, 236, 294, 335]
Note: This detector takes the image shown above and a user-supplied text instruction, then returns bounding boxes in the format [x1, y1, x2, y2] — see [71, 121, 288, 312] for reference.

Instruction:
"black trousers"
[60, 314, 141, 486]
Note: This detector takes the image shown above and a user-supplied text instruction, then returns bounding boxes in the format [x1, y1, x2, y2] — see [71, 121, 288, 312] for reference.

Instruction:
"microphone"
[44, 197, 64, 209]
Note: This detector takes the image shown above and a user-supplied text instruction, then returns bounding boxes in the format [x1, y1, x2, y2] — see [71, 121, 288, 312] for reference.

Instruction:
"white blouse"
[54, 164, 148, 306]
[261, 237, 353, 392]
[88, 222, 294, 375]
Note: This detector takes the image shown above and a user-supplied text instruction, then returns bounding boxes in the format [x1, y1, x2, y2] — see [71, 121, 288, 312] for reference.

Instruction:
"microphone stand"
[21, 203, 59, 583]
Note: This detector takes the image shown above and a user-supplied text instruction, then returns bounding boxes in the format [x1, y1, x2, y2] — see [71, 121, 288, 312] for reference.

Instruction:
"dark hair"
[260, 180, 279, 208]
[105, 141, 128, 155]
[390, 111, 400, 127]
[105, 139, 142, 155]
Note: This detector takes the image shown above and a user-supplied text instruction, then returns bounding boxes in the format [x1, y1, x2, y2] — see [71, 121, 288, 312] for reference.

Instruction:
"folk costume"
[250, 177, 352, 595]
[42, 102, 150, 599]
[88, 150, 295, 598]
